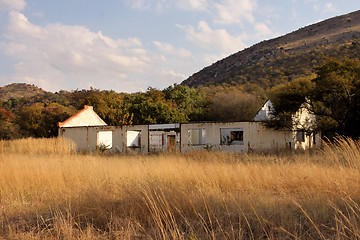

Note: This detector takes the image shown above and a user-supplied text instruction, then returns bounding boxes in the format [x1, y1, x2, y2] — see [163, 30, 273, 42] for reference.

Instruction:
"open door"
[167, 135, 176, 152]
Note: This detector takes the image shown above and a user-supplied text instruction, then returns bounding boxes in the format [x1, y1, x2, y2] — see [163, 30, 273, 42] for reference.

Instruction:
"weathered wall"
[59, 125, 149, 153]
[248, 122, 292, 150]
[59, 122, 319, 154]
[180, 122, 295, 153]
[124, 125, 149, 154]
[59, 126, 100, 152]
[149, 131, 180, 152]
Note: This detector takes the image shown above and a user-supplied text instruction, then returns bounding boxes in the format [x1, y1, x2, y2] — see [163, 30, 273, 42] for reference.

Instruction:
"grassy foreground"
[0, 138, 359, 239]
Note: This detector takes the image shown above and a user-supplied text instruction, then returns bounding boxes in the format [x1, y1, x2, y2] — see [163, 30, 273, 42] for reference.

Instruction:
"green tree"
[311, 58, 360, 137]
[163, 84, 208, 121]
[83, 90, 133, 125]
[268, 75, 315, 129]
[126, 88, 188, 124]
[16, 103, 74, 138]
[268, 58, 360, 138]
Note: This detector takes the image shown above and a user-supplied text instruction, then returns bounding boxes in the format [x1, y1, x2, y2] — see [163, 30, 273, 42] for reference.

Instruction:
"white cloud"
[0, 0, 26, 11]
[177, 21, 247, 54]
[125, 0, 169, 13]
[313, 4, 320, 11]
[324, 2, 336, 12]
[153, 41, 174, 53]
[176, 0, 208, 11]
[0, 10, 199, 92]
[162, 69, 187, 79]
[153, 41, 192, 57]
[127, 0, 207, 12]
[254, 22, 274, 39]
[6, 11, 46, 40]
[312, 2, 336, 13]
[150, 40, 199, 86]
[125, 0, 150, 10]
[0, 11, 151, 92]
[214, 0, 256, 25]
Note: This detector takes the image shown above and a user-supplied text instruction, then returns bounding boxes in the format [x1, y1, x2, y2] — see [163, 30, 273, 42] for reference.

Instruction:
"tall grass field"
[0, 137, 359, 239]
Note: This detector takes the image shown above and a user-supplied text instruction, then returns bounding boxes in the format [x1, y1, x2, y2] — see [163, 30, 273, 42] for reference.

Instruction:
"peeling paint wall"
[180, 122, 295, 153]
[149, 131, 180, 152]
[181, 122, 249, 152]
[124, 125, 149, 154]
[59, 121, 319, 154]
[59, 125, 149, 153]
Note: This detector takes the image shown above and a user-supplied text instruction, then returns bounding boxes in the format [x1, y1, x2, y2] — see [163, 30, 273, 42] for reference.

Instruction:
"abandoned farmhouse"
[58, 101, 321, 154]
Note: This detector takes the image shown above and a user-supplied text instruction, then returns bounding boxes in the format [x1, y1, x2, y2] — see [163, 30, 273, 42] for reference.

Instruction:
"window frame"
[188, 128, 206, 145]
[97, 130, 113, 149]
[126, 130, 142, 148]
[220, 128, 244, 146]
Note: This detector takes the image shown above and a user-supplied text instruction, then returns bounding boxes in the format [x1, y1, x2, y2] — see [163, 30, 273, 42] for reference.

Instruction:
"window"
[220, 128, 244, 145]
[98, 131, 112, 149]
[296, 131, 305, 142]
[188, 129, 206, 145]
[127, 130, 141, 148]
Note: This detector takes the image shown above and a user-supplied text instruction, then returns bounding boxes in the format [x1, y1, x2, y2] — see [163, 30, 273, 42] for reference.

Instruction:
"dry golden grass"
[0, 137, 359, 239]
[0, 137, 76, 155]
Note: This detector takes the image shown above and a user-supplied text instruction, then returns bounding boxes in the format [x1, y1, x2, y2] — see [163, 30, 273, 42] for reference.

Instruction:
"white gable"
[253, 100, 275, 121]
[58, 105, 107, 128]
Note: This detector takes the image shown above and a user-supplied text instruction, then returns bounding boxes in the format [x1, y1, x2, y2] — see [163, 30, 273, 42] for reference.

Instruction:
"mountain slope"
[0, 83, 47, 102]
[181, 10, 360, 90]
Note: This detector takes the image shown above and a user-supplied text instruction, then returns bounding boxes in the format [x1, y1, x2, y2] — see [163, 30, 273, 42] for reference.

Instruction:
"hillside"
[0, 83, 47, 102]
[181, 10, 360, 90]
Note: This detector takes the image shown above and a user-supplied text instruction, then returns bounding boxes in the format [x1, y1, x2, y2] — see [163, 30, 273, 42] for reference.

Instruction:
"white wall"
[59, 121, 318, 154]
[181, 122, 248, 152]
[180, 122, 294, 153]
[59, 125, 149, 153]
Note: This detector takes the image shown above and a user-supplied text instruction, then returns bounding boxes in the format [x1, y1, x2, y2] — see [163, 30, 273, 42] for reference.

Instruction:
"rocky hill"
[181, 10, 360, 90]
[0, 83, 47, 102]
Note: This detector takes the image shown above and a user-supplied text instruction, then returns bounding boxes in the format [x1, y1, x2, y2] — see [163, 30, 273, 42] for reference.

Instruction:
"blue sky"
[0, 0, 359, 92]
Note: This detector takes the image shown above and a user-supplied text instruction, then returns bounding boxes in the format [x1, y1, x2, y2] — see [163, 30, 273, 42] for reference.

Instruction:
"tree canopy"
[268, 58, 360, 138]
[311, 58, 360, 137]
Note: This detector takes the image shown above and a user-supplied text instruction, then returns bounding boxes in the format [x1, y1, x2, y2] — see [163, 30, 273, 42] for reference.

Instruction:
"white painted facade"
[58, 125, 149, 153]
[58, 102, 320, 153]
[180, 122, 294, 152]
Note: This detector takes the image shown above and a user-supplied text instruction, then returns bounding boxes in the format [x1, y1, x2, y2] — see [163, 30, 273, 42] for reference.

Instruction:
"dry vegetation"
[0, 138, 359, 239]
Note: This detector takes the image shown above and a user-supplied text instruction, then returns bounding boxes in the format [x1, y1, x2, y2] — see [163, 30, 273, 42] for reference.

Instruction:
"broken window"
[188, 128, 206, 145]
[220, 128, 244, 145]
[296, 131, 305, 142]
[127, 130, 141, 148]
[97, 131, 113, 149]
